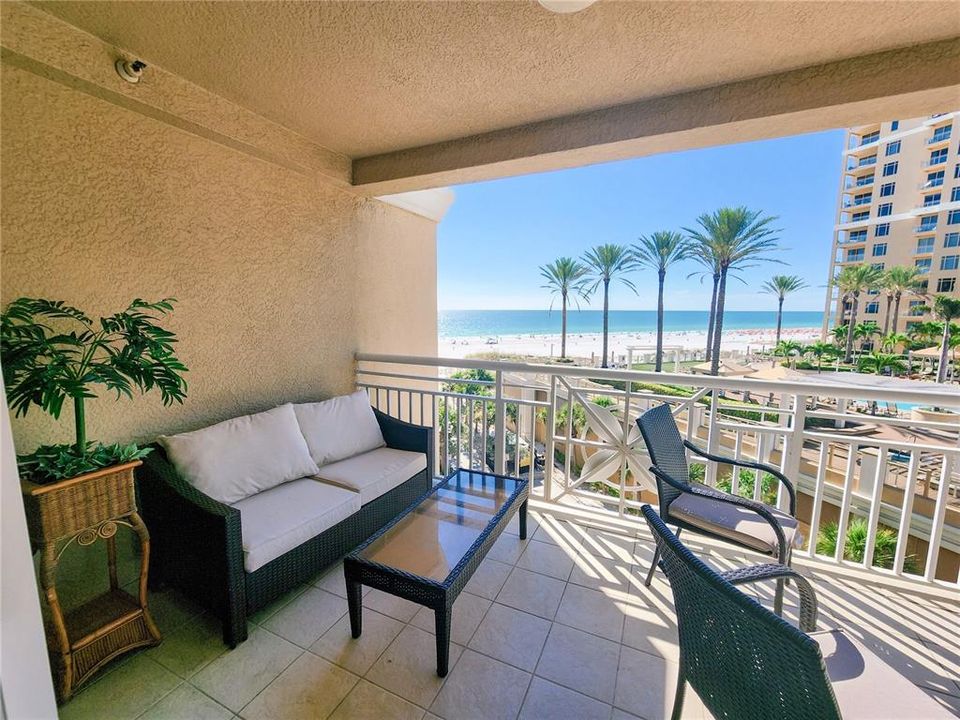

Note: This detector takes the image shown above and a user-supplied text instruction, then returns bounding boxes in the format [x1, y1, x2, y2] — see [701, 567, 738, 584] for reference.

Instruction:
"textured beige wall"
[1, 63, 437, 454]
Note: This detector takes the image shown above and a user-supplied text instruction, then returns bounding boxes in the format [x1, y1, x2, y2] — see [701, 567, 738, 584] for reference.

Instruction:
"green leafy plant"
[1, 297, 188, 484]
[716, 469, 778, 506]
[803, 341, 839, 373]
[815, 519, 918, 573]
[857, 351, 906, 376]
[590, 395, 616, 408]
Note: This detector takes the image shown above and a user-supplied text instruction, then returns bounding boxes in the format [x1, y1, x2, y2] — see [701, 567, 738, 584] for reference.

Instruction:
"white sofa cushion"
[293, 390, 385, 466]
[315, 447, 427, 505]
[158, 404, 320, 505]
[232, 478, 361, 572]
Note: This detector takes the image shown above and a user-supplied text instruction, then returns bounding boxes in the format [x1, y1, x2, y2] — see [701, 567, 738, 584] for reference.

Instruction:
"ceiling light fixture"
[537, 0, 597, 13]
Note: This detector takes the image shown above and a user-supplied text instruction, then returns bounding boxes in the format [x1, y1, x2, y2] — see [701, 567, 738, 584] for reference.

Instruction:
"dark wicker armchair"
[640, 505, 952, 720]
[636, 403, 800, 614]
[138, 408, 433, 647]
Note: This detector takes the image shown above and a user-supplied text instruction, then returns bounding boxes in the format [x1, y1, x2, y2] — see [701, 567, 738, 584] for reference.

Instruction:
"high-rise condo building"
[823, 113, 960, 339]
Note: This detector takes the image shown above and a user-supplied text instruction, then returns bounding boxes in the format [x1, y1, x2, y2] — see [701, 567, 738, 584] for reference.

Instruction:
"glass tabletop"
[357, 470, 525, 583]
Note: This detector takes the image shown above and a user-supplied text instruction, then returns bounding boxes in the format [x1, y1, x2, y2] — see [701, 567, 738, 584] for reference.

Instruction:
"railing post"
[924, 452, 954, 582]
[781, 394, 806, 511]
[544, 375, 556, 502]
[705, 391, 720, 486]
[494, 370, 506, 475]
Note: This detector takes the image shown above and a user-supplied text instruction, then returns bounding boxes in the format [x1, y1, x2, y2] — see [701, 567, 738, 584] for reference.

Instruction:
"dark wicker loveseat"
[138, 409, 432, 647]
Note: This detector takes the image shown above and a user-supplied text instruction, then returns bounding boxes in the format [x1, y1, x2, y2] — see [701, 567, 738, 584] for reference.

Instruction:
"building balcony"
[915, 247, 935, 255]
[919, 178, 946, 190]
[51, 353, 960, 720]
[845, 159, 877, 174]
[923, 158, 948, 168]
[845, 176, 875, 190]
[927, 134, 952, 147]
[916, 225, 939, 234]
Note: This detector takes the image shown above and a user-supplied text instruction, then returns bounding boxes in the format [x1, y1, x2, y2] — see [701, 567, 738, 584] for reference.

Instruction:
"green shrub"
[716, 469, 778, 506]
[815, 519, 918, 573]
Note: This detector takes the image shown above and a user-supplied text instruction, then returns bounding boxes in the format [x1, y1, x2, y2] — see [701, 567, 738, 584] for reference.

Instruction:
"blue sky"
[437, 129, 845, 312]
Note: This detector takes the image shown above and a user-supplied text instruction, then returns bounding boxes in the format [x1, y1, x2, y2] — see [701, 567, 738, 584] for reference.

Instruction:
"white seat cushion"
[293, 391, 385, 466]
[232, 478, 360, 572]
[315, 447, 426, 505]
[158, 404, 319, 505]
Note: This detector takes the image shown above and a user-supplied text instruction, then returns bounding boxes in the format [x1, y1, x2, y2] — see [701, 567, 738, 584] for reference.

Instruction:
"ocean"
[439, 309, 824, 338]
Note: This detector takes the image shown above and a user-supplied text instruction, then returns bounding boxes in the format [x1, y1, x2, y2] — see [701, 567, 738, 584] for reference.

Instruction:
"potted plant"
[1, 297, 188, 540]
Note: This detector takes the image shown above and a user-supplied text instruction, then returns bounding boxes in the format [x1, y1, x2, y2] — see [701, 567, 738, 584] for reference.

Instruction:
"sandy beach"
[439, 325, 822, 362]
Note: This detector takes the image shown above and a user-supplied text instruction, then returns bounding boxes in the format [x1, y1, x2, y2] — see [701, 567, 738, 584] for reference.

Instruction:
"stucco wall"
[0, 63, 438, 453]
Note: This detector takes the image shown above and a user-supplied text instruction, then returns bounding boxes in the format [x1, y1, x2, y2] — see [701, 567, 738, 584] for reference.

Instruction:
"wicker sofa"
[138, 397, 433, 647]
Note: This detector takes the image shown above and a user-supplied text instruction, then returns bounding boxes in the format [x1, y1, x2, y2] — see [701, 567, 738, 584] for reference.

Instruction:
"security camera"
[116, 59, 147, 84]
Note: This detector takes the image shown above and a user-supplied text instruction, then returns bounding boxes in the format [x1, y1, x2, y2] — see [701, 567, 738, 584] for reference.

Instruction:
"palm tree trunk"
[891, 292, 902, 334]
[883, 294, 893, 335]
[775, 297, 784, 346]
[710, 270, 728, 375]
[937, 322, 950, 383]
[655, 270, 665, 372]
[844, 293, 859, 363]
[561, 292, 568, 359]
[705, 273, 719, 361]
[601, 278, 610, 368]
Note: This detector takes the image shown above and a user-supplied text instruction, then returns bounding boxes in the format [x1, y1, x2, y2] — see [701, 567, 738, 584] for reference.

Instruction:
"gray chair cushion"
[812, 629, 955, 719]
[668, 491, 801, 555]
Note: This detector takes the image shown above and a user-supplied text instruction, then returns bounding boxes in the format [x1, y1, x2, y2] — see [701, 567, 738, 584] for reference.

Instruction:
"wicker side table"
[21, 460, 162, 703]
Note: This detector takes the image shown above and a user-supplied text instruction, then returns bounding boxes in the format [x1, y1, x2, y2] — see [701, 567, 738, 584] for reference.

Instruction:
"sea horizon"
[439, 309, 824, 338]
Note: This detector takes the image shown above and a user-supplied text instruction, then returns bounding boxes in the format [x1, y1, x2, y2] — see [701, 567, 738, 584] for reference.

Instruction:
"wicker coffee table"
[344, 468, 528, 676]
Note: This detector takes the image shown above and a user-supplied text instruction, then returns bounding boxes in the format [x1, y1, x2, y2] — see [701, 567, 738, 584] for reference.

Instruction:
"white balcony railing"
[357, 353, 960, 591]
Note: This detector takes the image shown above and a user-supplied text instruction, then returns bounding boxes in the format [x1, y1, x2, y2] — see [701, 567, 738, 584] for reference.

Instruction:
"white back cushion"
[293, 390, 385, 466]
[158, 404, 320, 504]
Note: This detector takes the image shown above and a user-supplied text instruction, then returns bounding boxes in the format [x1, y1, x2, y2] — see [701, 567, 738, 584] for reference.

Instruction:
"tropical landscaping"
[536, 206, 958, 384]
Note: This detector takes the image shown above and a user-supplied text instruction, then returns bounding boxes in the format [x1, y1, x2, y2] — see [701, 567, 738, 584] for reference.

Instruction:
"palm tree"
[540, 257, 591, 361]
[833, 264, 883, 364]
[582, 244, 637, 368]
[853, 321, 880, 354]
[687, 251, 722, 362]
[761, 275, 808, 346]
[830, 324, 848, 348]
[908, 320, 942, 348]
[883, 266, 925, 334]
[773, 340, 803, 358]
[632, 232, 689, 371]
[857, 351, 907, 376]
[685, 207, 781, 375]
[926, 295, 960, 383]
[879, 332, 909, 353]
[804, 341, 838, 373]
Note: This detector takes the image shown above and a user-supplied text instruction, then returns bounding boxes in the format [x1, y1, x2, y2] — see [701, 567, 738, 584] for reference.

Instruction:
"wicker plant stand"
[21, 460, 161, 703]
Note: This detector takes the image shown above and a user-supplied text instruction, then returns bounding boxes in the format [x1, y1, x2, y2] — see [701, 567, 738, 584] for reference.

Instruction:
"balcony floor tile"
[56, 508, 959, 720]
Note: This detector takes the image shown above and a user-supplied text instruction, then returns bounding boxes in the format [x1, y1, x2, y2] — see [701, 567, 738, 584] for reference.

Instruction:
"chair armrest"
[721, 563, 819, 632]
[141, 448, 236, 518]
[374, 408, 434, 480]
[138, 448, 246, 621]
[683, 439, 797, 516]
[684, 481, 792, 563]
